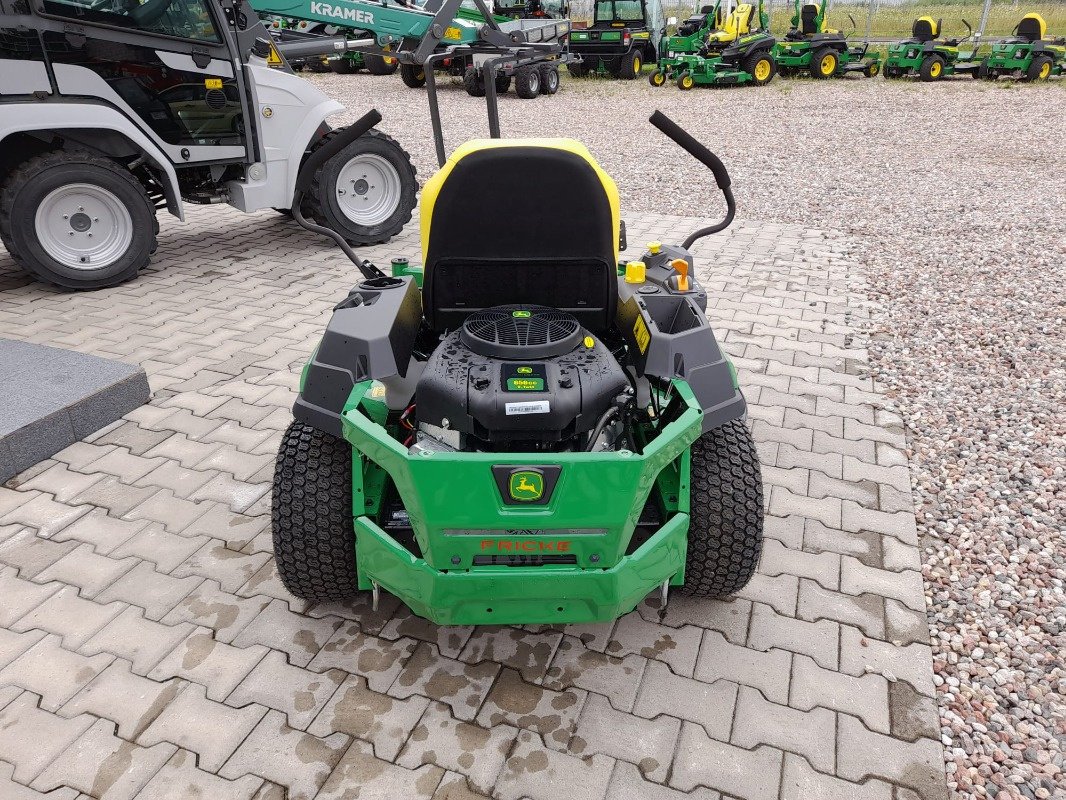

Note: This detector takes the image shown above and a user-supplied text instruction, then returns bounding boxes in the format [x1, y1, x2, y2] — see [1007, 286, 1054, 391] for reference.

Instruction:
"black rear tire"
[365, 53, 398, 75]
[306, 128, 417, 246]
[1, 150, 157, 290]
[619, 49, 643, 79]
[514, 65, 541, 98]
[538, 64, 560, 94]
[811, 46, 837, 79]
[919, 54, 944, 82]
[743, 50, 776, 85]
[1026, 55, 1052, 82]
[495, 73, 512, 93]
[463, 66, 486, 97]
[272, 421, 360, 602]
[400, 63, 427, 88]
[681, 418, 764, 597]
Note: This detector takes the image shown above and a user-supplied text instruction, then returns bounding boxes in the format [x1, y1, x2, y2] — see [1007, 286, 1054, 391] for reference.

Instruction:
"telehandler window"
[42, 0, 221, 43]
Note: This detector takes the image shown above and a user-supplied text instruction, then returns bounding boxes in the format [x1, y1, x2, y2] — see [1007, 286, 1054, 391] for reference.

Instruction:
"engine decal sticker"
[505, 401, 550, 415]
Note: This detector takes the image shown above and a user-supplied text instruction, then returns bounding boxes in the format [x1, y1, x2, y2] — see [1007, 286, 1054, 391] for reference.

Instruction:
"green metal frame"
[650, 1, 720, 84]
[338, 378, 704, 625]
[883, 18, 983, 79]
[982, 40, 1066, 79]
[661, 0, 776, 88]
[771, 0, 881, 77]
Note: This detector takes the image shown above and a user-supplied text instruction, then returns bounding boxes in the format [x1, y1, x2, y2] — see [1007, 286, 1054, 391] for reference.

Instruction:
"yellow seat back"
[708, 3, 753, 43]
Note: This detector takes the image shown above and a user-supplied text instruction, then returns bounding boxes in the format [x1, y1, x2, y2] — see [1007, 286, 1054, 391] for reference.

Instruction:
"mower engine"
[413, 305, 632, 452]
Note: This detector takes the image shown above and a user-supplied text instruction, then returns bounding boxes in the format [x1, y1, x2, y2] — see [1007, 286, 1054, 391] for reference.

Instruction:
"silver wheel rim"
[547, 69, 559, 90]
[34, 183, 133, 270]
[336, 153, 402, 227]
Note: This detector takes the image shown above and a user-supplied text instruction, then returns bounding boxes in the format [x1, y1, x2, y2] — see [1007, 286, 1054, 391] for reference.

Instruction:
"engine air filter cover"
[460, 305, 582, 360]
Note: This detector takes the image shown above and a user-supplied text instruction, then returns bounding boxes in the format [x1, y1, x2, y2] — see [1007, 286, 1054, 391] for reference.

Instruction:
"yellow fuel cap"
[647, 241, 662, 255]
[583, 336, 595, 349]
[624, 261, 646, 284]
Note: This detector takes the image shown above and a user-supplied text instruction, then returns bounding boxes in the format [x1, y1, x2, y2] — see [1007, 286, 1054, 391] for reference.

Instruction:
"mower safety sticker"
[505, 401, 550, 415]
[633, 315, 651, 354]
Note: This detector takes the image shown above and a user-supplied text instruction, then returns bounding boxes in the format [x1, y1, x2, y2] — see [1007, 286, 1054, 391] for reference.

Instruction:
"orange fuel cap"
[670, 258, 690, 292]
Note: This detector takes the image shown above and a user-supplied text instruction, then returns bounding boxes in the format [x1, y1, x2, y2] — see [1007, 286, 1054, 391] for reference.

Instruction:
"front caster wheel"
[681, 418, 764, 597]
[272, 421, 360, 602]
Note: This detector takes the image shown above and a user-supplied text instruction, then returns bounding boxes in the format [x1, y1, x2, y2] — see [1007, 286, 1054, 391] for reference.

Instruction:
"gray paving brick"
[543, 635, 645, 713]
[884, 599, 931, 646]
[139, 682, 267, 772]
[0, 761, 79, 800]
[110, 522, 208, 572]
[149, 630, 266, 700]
[96, 561, 202, 620]
[494, 730, 614, 800]
[456, 625, 557, 680]
[670, 722, 783, 799]
[308, 673, 429, 761]
[836, 715, 947, 799]
[388, 642, 500, 722]
[0, 568, 60, 626]
[133, 749, 264, 800]
[632, 659, 737, 737]
[0, 628, 46, 670]
[35, 544, 138, 598]
[70, 476, 159, 518]
[32, 717, 175, 800]
[760, 539, 841, 590]
[219, 709, 349, 800]
[476, 667, 585, 750]
[398, 701, 517, 794]
[227, 650, 345, 731]
[171, 541, 270, 593]
[180, 504, 269, 549]
[735, 571, 799, 617]
[20, 463, 104, 503]
[694, 631, 792, 705]
[0, 493, 91, 537]
[780, 752, 892, 800]
[162, 581, 270, 643]
[316, 738, 444, 800]
[231, 598, 341, 665]
[0, 633, 112, 711]
[606, 761, 720, 800]
[639, 595, 752, 645]
[62, 659, 181, 739]
[12, 585, 125, 648]
[308, 623, 418, 692]
[790, 655, 890, 734]
[798, 579, 886, 640]
[123, 489, 211, 532]
[839, 626, 934, 695]
[763, 514, 804, 548]
[731, 686, 836, 772]
[840, 557, 926, 613]
[842, 502, 919, 545]
[747, 603, 839, 670]
[573, 692, 680, 782]
[0, 692, 96, 783]
[132, 460, 214, 498]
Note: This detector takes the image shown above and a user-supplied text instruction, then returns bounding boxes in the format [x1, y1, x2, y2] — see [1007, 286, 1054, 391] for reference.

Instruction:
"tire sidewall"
[313, 133, 417, 244]
[9, 158, 153, 289]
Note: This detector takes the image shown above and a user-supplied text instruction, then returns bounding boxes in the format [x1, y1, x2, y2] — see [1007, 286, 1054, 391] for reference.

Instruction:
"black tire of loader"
[305, 127, 417, 246]
[365, 53, 398, 75]
[400, 63, 427, 88]
[272, 421, 360, 601]
[463, 66, 487, 97]
[682, 418, 764, 597]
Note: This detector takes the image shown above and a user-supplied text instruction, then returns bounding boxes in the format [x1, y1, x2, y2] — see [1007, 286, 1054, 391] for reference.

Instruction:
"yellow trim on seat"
[1020, 13, 1047, 40]
[420, 139, 621, 265]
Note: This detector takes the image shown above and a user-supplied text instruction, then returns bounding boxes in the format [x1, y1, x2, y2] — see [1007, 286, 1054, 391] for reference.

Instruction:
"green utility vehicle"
[567, 0, 664, 78]
[883, 16, 981, 80]
[273, 111, 765, 626]
[649, 2, 722, 85]
[980, 13, 1065, 81]
[666, 0, 777, 88]
[772, 0, 880, 78]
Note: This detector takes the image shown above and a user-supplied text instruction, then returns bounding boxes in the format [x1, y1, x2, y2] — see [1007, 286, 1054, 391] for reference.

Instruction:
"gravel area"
[309, 72, 1066, 799]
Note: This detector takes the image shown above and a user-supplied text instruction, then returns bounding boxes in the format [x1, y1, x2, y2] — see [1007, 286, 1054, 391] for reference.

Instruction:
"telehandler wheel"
[681, 418, 764, 598]
[677, 71, 695, 90]
[514, 65, 542, 98]
[620, 50, 643, 79]
[496, 73, 512, 93]
[919, 54, 944, 81]
[1, 150, 157, 290]
[307, 129, 417, 246]
[365, 53, 398, 75]
[538, 64, 560, 94]
[400, 63, 427, 88]
[272, 421, 360, 602]
[1026, 55, 1053, 81]
[329, 56, 357, 75]
[744, 50, 776, 85]
[463, 66, 487, 97]
[811, 47, 838, 79]
[649, 68, 667, 86]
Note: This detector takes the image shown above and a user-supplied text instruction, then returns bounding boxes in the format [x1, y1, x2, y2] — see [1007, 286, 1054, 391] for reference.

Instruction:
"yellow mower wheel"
[866, 62, 880, 78]
[920, 54, 945, 82]
[677, 72, 695, 90]
[649, 69, 667, 86]
[811, 48, 837, 79]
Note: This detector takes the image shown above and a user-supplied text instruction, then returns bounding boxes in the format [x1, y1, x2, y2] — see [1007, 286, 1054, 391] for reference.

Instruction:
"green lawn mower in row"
[884, 16, 981, 81]
[652, 0, 777, 89]
[649, 2, 723, 85]
[272, 110, 764, 626]
[772, 0, 881, 79]
[981, 13, 1065, 81]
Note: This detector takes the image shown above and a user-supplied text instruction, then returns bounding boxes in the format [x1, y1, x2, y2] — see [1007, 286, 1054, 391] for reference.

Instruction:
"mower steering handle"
[649, 110, 731, 192]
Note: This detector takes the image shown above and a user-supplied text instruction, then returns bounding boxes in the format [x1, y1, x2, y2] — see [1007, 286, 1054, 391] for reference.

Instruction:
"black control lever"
[649, 110, 736, 249]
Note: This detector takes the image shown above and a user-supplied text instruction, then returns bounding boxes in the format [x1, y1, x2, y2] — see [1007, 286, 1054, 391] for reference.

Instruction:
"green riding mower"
[272, 110, 765, 626]
[883, 16, 982, 80]
[665, 0, 778, 88]
[772, 0, 881, 79]
[980, 13, 1065, 81]
[649, 2, 723, 86]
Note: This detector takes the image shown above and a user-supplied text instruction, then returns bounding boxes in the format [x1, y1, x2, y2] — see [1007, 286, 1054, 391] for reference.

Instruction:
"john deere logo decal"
[512, 310, 531, 318]
[492, 465, 560, 506]
[509, 471, 543, 502]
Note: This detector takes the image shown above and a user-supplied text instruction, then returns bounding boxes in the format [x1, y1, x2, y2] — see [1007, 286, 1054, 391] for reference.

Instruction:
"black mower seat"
[800, 3, 819, 35]
[420, 140, 620, 334]
[911, 16, 940, 43]
[1014, 13, 1045, 42]
[678, 5, 716, 35]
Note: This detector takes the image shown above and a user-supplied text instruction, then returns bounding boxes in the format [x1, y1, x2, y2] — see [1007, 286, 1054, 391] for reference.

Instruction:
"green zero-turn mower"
[772, 0, 881, 79]
[667, 0, 778, 88]
[883, 16, 982, 80]
[649, 2, 723, 86]
[980, 13, 1065, 81]
[272, 111, 764, 626]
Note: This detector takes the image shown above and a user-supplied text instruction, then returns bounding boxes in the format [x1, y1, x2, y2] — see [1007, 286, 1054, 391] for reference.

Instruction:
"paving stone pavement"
[0, 206, 948, 800]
